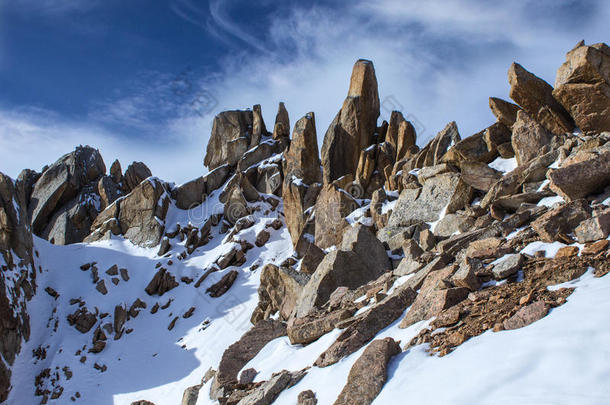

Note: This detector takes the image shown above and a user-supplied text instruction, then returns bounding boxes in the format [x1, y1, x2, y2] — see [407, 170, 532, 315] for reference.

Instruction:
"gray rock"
[388, 172, 473, 228]
[181, 385, 201, 405]
[340, 224, 391, 278]
[574, 211, 610, 243]
[491, 254, 525, 280]
[503, 300, 550, 330]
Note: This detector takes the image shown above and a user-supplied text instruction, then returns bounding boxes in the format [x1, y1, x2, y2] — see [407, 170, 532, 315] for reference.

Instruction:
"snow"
[373, 267, 610, 405]
[537, 195, 565, 207]
[520, 241, 568, 258]
[8, 194, 294, 405]
[489, 157, 517, 173]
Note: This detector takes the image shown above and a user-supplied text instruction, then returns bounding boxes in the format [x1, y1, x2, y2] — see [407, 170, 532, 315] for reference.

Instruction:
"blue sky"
[0, 0, 608, 183]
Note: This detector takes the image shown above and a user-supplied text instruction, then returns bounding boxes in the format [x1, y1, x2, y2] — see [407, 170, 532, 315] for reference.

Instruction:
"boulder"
[508, 62, 574, 135]
[204, 110, 254, 170]
[553, 42, 610, 134]
[412, 122, 461, 169]
[321, 60, 379, 183]
[340, 224, 390, 277]
[16, 168, 40, 206]
[237, 140, 281, 172]
[210, 320, 287, 399]
[387, 172, 472, 228]
[181, 385, 201, 405]
[385, 111, 416, 162]
[484, 122, 513, 155]
[316, 285, 416, 367]
[287, 308, 354, 345]
[145, 268, 178, 296]
[491, 254, 524, 280]
[489, 97, 521, 128]
[548, 150, 610, 201]
[295, 250, 374, 318]
[251, 264, 310, 324]
[399, 267, 468, 328]
[333, 338, 401, 405]
[207, 270, 238, 298]
[511, 110, 554, 166]
[503, 301, 550, 330]
[123, 162, 152, 192]
[97, 176, 122, 210]
[314, 184, 358, 248]
[28, 145, 105, 235]
[442, 129, 496, 164]
[236, 370, 305, 405]
[459, 161, 503, 192]
[173, 165, 231, 210]
[574, 211, 610, 243]
[298, 390, 318, 405]
[531, 199, 592, 242]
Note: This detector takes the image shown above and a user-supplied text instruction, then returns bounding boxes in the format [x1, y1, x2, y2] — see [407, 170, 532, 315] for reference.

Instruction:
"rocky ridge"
[0, 40, 609, 404]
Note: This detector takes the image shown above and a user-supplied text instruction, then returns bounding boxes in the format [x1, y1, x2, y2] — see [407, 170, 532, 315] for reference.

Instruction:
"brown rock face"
[316, 285, 416, 367]
[531, 199, 592, 242]
[0, 172, 36, 402]
[489, 97, 521, 128]
[204, 110, 254, 170]
[88, 178, 171, 247]
[283, 113, 323, 246]
[145, 268, 179, 296]
[511, 110, 553, 166]
[553, 42, 610, 134]
[442, 128, 496, 164]
[321, 60, 379, 183]
[272, 102, 290, 141]
[314, 184, 358, 249]
[385, 111, 416, 162]
[28, 146, 106, 237]
[333, 338, 401, 405]
[508, 62, 574, 135]
[548, 150, 610, 201]
[412, 121, 461, 169]
[210, 320, 287, 399]
[172, 164, 231, 210]
[251, 264, 310, 324]
[123, 161, 152, 192]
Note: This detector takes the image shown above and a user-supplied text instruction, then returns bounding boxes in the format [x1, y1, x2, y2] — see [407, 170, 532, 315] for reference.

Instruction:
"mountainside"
[1, 40, 610, 405]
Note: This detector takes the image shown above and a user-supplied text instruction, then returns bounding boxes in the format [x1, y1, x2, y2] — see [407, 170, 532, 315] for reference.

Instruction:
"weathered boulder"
[531, 199, 592, 242]
[287, 308, 354, 345]
[484, 122, 513, 156]
[442, 129, 496, 164]
[295, 250, 374, 318]
[88, 178, 171, 247]
[314, 183, 358, 248]
[399, 267, 468, 328]
[459, 161, 503, 192]
[316, 285, 416, 367]
[207, 270, 238, 298]
[210, 320, 287, 399]
[321, 60, 379, 183]
[110, 159, 122, 184]
[387, 172, 472, 228]
[489, 97, 521, 128]
[508, 62, 574, 135]
[145, 268, 178, 296]
[548, 150, 610, 201]
[340, 224, 390, 278]
[173, 164, 231, 209]
[412, 122, 461, 169]
[553, 42, 610, 134]
[503, 301, 550, 330]
[491, 254, 524, 280]
[251, 264, 310, 324]
[236, 370, 305, 405]
[511, 110, 554, 166]
[204, 110, 254, 170]
[237, 140, 281, 172]
[333, 338, 401, 405]
[181, 385, 201, 405]
[28, 145, 105, 235]
[574, 211, 610, 243]
[298, 390, 318, 405]
[123, 162, 152, 192]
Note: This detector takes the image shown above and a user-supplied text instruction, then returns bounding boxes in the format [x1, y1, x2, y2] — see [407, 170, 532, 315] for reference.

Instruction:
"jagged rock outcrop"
[210, 320, 287, 399]
[87, 177, 171, 247]
[123, 162, 152, 193]
[489, 97, 521, 128]
[411, 121, 461, 169]
[172, 164, 231, 209]
[204, 110, 254, 170]
[553, 41, 610, 134]
[508, 62, 574, 135]
[511, 110, 554, 166]
[333, 338, 401, 405]
[321, 60, 379, 183]
[0, 172, 36, 402]
[548, 147, 610, 201]
[283, 113, 323, 246]
[28, 146, 106, 242]
[314, 183, 359, 248]
[272, 102, 290, 142]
